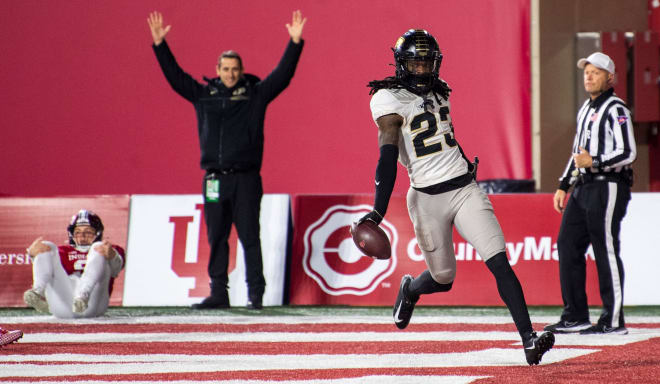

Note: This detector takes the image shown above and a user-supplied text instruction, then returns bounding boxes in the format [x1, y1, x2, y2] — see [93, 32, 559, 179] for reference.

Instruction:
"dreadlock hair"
[367, 76, 452, 101]
[367, 76, 402, 95]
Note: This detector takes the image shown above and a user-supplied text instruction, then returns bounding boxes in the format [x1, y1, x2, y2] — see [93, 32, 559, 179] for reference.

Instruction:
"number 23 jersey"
[370, 86, 469, 188]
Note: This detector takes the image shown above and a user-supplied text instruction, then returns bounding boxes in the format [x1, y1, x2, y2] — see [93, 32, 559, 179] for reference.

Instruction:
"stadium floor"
[2, 305, 660, 318]
[2, 306, 660, 383]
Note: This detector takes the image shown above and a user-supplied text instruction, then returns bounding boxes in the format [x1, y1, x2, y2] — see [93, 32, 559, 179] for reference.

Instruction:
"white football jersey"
[370, 87, 469, 188]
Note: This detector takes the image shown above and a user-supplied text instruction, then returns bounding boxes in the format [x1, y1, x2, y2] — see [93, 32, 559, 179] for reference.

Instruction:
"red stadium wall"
[0, 0, 530, 197]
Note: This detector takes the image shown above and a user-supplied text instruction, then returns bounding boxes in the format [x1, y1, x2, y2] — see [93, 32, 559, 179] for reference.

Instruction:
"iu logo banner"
[123, 194, 290, 307]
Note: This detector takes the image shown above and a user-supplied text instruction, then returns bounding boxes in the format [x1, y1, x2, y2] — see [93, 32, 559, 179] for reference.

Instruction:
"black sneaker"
[544, 320, 592, 333]
[524, 331, 555, 365]
[579, 324, 628, 335]
[393, 275, 419, 330]
[191, 295, 230, 310]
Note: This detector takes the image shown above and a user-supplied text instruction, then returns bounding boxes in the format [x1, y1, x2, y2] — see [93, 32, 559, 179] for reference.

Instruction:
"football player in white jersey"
[23, 210, 125, 318]
[359, 29, 554, 365]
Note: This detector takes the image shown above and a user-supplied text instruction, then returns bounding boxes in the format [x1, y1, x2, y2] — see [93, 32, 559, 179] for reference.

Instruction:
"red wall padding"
[0, 0, 530, 197]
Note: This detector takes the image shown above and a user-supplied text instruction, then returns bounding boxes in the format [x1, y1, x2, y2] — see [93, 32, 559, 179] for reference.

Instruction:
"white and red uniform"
[31, 241, 125, 318]
[56, 244, 124, 295]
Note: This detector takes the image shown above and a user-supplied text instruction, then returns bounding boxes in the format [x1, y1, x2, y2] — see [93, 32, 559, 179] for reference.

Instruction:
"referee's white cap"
[577, 52, 615, 74]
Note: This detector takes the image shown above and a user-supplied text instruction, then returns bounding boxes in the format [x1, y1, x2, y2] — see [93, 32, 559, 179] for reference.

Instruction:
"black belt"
[414, 172, 473, 195]
[206, 168, 253, 177]
[579, 173, 626, 184]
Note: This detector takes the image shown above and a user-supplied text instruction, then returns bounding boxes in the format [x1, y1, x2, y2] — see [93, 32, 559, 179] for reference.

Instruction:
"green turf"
[1, 305, 659, 318]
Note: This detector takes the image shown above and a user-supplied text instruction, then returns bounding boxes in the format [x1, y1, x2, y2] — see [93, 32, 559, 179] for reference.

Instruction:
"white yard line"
[0, 348, 592, 377]
[2, 315, 660, 325]
[7, 328, 659, 346]
[0, 376, 490, 384]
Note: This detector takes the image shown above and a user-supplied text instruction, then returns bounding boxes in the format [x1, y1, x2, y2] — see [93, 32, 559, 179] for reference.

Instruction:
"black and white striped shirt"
[559, 88, 636, 191]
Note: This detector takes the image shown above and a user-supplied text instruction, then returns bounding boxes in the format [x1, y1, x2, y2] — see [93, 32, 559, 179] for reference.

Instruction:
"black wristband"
[374, 144, 398, 216]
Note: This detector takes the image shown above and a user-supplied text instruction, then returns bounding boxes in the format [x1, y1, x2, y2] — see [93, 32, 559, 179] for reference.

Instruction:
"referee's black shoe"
[579, 324, 628, 335]
[524, 331, 555, 365]
[393, 275, 419, 330]
[544, 319, 592, 333]
[246, 295, 263, 310]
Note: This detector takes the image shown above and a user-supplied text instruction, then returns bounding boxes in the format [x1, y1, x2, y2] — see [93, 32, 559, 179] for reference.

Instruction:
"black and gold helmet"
[393, 29, 442, 94]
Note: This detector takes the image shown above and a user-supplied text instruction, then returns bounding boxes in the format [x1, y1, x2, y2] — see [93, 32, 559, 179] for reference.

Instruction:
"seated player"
[0, 326, 23, 347]
[23, 210, 125, 318]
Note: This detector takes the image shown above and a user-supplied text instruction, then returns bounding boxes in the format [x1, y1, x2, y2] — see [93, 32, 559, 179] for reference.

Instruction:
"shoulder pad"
[370, 89, 411, 121]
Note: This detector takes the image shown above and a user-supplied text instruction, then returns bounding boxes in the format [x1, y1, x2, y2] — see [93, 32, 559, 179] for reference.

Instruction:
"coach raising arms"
[148, 10, 306, 310]
[545, 52, 636, 335]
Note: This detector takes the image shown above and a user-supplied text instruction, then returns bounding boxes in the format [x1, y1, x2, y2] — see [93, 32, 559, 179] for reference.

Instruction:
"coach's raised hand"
[285, 10, 307, 44]
[147, 11, 171, 46]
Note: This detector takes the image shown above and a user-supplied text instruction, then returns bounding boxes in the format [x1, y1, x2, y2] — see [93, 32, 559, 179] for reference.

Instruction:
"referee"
[545, 52, 637, 335]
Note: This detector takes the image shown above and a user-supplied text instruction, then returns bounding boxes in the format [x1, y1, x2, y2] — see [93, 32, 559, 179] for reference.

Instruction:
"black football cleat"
[393, 275, 419, 330]
[524, 331, 555, 365]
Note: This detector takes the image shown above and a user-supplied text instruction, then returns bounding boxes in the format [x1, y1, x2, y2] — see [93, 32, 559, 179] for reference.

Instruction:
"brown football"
[350, 220, 391, 260]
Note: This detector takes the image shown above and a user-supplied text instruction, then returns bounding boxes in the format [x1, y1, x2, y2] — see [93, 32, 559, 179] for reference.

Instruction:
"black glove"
[357, 210, 383, 225]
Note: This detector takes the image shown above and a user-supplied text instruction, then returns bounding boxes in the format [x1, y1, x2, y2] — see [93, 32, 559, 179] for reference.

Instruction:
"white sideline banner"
[123, 194, 290, 307]
[620, 193, 660, 305]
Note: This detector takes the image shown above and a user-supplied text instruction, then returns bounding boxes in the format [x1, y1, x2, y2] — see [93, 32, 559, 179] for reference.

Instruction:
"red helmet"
[67, 210, 104, 251]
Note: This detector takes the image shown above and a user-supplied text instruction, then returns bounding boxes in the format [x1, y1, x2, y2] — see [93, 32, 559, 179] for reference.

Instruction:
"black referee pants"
[202, 170, 266, 301]
[557, 180, 630, 329]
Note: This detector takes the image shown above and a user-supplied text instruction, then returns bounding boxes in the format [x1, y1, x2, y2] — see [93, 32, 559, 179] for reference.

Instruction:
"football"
[350, 220, 391, 260]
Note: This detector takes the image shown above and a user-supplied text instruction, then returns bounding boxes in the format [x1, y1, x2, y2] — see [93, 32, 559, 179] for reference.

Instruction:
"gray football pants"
[407, 181, 506, 284]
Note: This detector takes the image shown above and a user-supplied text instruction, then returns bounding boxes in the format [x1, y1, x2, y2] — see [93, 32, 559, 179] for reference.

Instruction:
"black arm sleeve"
[257, 39, 304, 102]
[152, 40, 204, 103]
[373, 144, 399, 216]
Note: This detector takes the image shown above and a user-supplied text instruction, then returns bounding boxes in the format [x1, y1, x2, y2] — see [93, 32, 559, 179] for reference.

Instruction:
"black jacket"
[153, 39, 304, 172]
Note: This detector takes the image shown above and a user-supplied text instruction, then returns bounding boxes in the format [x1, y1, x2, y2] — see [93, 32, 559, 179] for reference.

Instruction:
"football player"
[23, 210, 125, 318]
[360, 29, 554, 365]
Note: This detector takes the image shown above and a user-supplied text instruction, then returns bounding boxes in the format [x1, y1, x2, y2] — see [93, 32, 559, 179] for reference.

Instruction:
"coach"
[148, 10, 306, 309]
[545, 52, 636, 335]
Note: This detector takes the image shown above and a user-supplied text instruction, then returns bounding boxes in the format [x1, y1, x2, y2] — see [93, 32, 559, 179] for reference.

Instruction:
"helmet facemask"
[401, 57, 440, 93]
[70, 226, 98, 252]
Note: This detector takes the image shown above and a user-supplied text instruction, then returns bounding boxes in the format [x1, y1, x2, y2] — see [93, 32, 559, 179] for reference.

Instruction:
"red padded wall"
[0, 0, 531, 197]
